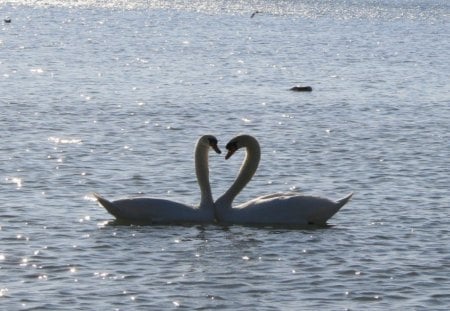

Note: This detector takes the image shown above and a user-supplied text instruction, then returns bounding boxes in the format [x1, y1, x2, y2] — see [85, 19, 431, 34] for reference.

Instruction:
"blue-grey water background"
[1, 0, 449, 309]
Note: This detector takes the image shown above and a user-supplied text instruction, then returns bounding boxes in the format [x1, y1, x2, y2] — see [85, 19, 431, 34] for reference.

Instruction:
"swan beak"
[212, 144, 222, 154]
[225, 147, 237, 160]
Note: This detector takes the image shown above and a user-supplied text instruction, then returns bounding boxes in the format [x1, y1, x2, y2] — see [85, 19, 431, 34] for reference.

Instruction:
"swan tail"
[93, 193, 121, 218]
[335, 192, 353, 210]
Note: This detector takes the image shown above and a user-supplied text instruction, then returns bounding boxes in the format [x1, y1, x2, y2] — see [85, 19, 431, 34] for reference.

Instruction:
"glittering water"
[1, 0, 449, 309]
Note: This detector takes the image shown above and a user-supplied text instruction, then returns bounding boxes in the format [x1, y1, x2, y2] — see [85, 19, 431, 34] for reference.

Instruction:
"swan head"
[224, 134, 258, 159]
[225, 141, 238, 160]
[200, 135, 221, 154]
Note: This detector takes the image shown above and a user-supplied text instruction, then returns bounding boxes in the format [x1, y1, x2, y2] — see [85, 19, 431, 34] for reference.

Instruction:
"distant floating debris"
[290, 86, 313, 92]
[4, 17, 12, 23]
[250, 11, 262, 18]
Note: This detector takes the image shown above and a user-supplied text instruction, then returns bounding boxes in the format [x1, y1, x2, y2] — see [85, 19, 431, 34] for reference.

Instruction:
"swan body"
[94, 135, 221, 224]
[215, 134, 353, 226]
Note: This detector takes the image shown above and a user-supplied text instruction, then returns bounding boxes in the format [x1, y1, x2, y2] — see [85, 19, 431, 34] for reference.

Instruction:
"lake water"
[1, 0, 449, 309]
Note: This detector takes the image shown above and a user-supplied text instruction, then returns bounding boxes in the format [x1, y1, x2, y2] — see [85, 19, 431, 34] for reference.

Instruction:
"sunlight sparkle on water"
[0, 288, 8, 297]
[20, 258, 28, 267]
[48, 137, 82, 144]
[30, 68, 44, 74]
[96, 220, 109, 228]
[5, 177, 22, 189]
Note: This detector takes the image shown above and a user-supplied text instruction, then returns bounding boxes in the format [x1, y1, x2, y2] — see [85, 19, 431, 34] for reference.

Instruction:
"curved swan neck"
[217, 135, 261, 208]
[195, 138, 213, 209]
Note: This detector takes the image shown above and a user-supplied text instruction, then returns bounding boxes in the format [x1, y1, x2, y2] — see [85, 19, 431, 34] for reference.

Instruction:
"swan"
[214, 134, 353, 226]
[94, 135, 221, 224]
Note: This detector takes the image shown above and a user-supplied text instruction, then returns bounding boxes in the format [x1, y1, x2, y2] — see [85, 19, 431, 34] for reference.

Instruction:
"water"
[1, 0, 449, 309]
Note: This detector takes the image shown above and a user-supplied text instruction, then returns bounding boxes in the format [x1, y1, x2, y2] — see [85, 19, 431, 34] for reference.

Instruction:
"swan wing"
[234, 193, 353, 225]
[249, 191, 299, 201]
[94, 193, 209, 224]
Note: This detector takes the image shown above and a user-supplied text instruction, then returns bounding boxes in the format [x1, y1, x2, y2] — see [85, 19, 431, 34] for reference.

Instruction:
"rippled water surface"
[1, 0, 449, 309]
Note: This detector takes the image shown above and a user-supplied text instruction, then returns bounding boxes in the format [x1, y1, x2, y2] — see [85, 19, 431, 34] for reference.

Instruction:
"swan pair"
[94, 134, 353, 226]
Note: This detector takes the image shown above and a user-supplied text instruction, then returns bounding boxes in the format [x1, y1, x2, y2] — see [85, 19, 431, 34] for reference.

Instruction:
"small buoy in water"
[4, 17, 11, 23]
[290, 86, 313, 92]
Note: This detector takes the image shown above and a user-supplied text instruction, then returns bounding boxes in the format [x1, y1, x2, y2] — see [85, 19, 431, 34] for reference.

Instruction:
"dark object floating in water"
[4, 17, 11, 23]
[251, 11, 261, 18]
[290, 86, 313, 92]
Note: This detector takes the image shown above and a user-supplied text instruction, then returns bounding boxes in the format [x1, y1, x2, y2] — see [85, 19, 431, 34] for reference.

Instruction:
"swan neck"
[195, 141, 213, 209]
[217, 137, 260, 209]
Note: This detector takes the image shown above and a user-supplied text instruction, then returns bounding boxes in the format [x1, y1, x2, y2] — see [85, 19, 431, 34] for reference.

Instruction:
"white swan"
[94, 135, 221, 224]
[214, 134, 353, 226]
